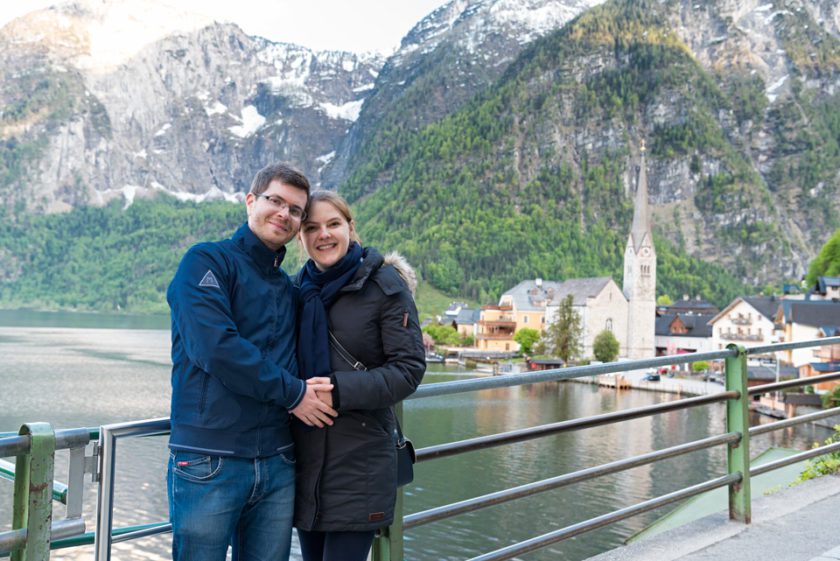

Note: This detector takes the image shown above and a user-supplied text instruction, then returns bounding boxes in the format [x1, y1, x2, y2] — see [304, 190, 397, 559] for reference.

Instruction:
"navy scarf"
[297, 242, 364, 379]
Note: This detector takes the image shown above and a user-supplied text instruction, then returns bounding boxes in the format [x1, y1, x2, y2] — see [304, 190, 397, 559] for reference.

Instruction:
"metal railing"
[0, 425, 93, 558]
[1, 336, 839, 560]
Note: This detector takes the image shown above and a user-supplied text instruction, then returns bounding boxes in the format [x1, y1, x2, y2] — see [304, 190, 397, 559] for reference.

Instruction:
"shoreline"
[567, 370, 840, 430]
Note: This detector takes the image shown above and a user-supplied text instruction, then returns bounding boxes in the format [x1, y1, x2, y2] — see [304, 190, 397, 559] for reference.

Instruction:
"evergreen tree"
[540, 295, 582, 364]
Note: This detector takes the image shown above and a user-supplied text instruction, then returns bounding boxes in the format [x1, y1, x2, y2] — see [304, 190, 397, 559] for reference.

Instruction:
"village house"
[707, 296, 780, 354]
[798, 326, 840, 392]
[809, 276, 840, 301]
[776, 300, 840, 367]
[476, 279, 563, 352]
[655, 312, 716, 359]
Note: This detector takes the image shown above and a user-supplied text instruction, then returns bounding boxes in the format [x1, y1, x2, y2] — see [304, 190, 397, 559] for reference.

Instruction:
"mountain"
[339, 0, 840, 301]
[1, 0, 839, 313]
[0, 0, 383, 214]
[321, 0, 607, 191]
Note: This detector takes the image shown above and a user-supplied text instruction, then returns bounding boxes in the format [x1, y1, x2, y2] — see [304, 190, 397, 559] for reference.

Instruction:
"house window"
[606, 319, 613, 332]
[541, 317, 545, 324]
[523, 316, 528, 324]
[505, 343, 510, 351]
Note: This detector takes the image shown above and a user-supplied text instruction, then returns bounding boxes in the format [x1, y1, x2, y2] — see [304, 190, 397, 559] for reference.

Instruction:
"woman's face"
[301, 200, 355, 270]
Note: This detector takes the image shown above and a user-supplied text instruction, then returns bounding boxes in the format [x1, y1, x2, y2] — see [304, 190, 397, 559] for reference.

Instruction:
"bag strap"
[328, 329, 407, 443]
[328, 330, 367, 371]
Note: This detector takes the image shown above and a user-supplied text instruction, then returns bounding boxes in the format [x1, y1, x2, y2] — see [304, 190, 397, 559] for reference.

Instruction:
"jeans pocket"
[278, 451, 296, 466]
[171, 452, 223, 482]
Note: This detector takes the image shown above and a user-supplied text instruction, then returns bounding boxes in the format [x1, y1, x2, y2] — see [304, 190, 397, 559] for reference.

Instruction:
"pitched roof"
[454, 308, 481, 325]
[655, 313, 714, 337]
[781, 300, 840, 327]
[708, 296, 780, 326]
[817, 276, 840, 293]
[663, 299, 720, 315]
[502, 279, 566, 311]
[553, 278, 614, 306]
[742, 296, 781, 321]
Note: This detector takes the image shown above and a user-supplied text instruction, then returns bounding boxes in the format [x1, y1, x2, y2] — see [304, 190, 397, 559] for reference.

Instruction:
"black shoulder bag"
[328, 331, 416, 487]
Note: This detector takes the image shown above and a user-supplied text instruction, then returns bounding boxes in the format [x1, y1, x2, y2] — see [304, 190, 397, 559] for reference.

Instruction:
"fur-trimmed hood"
[383, 251, 417, 297]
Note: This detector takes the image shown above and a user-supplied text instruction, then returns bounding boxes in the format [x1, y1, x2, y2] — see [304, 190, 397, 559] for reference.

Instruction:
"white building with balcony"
[708, 296, 781, 354]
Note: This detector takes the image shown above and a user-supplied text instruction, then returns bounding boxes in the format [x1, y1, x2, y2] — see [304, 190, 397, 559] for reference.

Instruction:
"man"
[166, 162, 336, 561]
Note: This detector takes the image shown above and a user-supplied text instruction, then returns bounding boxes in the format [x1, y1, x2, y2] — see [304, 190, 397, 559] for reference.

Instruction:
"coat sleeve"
[168, 245, 306, 409]
[332, 288, 426, 410]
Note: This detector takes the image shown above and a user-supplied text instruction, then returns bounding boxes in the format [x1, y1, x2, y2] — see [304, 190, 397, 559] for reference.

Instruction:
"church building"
[477, 145, 657, 359]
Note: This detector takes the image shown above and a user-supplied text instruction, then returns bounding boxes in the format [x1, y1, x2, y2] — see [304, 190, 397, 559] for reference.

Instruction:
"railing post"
[372, 402, 406, 561]
[11, 422, 56, 561]
[725, 344, 751, 523]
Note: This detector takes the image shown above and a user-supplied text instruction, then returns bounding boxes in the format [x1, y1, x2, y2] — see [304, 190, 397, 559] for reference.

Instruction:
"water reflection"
[0, 329, 833, 561]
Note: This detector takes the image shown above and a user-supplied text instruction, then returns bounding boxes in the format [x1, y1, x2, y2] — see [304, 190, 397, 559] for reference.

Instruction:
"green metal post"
[724, 344, 751, 523]
[11, 422, 56, 561]
[372, 402, 406, 561]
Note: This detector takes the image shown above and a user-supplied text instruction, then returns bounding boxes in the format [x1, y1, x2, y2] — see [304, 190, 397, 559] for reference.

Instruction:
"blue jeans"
[167, 450, 296, 561]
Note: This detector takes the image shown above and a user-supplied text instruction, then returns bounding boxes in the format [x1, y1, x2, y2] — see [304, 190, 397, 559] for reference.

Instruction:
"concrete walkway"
[585, 475, 840, 561]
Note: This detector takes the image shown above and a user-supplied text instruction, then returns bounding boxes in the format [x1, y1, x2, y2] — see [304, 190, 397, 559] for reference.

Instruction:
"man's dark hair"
[249, 163, 310, 199]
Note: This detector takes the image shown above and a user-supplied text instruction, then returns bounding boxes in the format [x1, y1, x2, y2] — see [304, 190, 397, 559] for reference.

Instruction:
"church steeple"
[622, 142, 656, 359]
[629, 140, 651, 252]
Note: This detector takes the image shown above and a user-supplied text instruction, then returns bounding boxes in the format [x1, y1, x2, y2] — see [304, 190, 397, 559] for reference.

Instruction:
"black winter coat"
[292, 247, 426, 532]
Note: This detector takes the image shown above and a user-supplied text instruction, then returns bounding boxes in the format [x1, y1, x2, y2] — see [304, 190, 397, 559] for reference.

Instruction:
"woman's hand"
[291, 379, 337, 427]
[307, 376, 334, 408]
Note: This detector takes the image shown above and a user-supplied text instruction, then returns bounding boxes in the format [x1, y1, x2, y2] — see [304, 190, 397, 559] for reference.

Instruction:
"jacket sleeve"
[168, 244, 306, 409]
[332, 288, 426, 410]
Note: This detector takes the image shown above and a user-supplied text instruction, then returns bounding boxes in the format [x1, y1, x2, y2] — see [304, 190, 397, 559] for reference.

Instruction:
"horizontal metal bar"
[416, 391, 737, 462]
[467, 473, 742, 561]
[99, 417, 170, 439]
[748, 371, 840, 396]
[50, 522, 171, 550]
[412, 337, 840, 400]
[750, 441, 840, 477]
[749, 406, 840, 436]
[0, 518, 85, 556]
[412, 350, 736, 399]
[405, 431, 740, 529]
[112, 522, 172, 544]
[0, 459, 69, 504]
[0, 436, 29, 458]
[0, 428, 99, 440]
[741, 336, 840, 357]
[54, 428, 93, 451]
[1, 427, 93, 459]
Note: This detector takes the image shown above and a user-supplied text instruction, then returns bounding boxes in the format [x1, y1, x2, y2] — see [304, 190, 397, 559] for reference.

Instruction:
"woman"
[293, 190, 426, 561]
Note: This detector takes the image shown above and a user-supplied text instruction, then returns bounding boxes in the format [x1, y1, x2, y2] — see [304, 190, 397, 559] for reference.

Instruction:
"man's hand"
[291, 382, 337, 427]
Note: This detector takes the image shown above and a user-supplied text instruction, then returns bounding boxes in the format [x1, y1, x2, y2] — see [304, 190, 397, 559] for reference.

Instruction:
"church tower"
[623, 143, 657, 359]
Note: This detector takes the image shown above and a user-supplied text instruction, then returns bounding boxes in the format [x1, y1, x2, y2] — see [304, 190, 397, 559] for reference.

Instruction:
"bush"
[593, 329, 620, 362]
[797, 426, 840, 482]
[691, 360, 710, 373]
[514, 328, 540, 355]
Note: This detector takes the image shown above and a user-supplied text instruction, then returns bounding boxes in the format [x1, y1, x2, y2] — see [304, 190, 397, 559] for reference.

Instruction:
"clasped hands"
[291, 376, 338, 428]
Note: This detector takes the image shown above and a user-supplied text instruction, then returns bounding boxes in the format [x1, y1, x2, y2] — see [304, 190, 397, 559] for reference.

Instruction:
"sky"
[0, 0, 450, 54]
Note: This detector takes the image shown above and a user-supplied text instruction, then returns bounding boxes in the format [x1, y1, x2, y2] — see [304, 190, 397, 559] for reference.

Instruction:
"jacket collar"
[341, 247, 383, 293]
[233, 223, 286, 272]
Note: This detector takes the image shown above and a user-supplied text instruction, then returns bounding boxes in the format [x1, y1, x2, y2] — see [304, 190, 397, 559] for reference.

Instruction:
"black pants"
[297, 529, 376, 561]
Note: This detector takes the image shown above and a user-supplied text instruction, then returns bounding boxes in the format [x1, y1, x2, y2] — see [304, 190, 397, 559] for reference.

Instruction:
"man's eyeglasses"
[257, 194, 307, 220]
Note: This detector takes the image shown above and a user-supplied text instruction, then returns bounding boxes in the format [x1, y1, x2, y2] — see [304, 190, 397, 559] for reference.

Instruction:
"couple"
[166, 162, 426, 561]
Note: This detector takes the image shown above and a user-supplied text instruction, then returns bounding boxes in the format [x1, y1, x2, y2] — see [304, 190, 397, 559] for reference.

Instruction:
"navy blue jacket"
[167, 223, 306, 458]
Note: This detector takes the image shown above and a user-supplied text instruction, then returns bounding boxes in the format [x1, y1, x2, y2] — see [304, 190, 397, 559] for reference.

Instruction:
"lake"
[0, 311, 831, 560]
